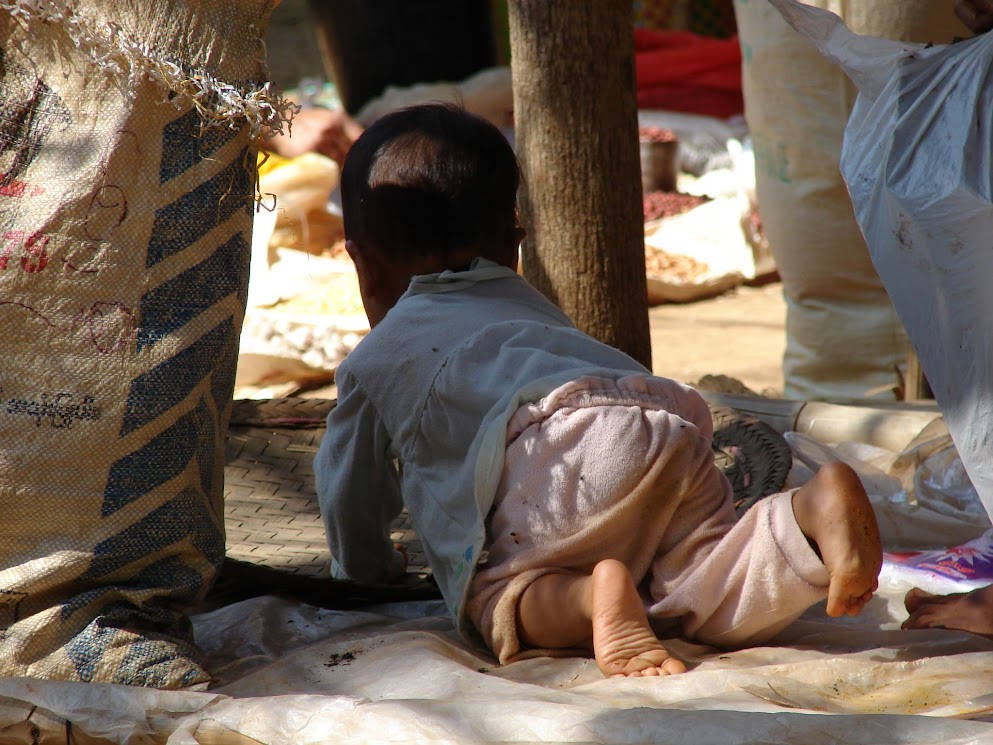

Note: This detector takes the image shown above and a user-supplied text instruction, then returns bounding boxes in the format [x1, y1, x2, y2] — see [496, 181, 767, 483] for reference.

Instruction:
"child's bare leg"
[902, 584, 993, 638]
[791, 461, 883, 617]
[517, 559, 687, 677]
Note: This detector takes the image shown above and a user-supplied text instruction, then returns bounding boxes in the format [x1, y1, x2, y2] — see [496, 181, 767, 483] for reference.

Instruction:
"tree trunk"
[508, 1, 651, 368]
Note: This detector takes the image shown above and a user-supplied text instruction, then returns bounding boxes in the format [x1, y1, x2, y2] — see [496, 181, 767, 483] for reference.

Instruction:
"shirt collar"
[403, 257, 519, 296]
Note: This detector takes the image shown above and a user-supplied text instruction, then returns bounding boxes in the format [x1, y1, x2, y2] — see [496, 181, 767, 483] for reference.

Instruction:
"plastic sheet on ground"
[2, 432, 993, 743]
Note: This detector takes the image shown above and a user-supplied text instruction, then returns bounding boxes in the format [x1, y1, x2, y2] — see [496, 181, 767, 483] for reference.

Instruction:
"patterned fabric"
[635, 0, 737, 37]
[688, 0, 737, 38]
[634, 0, 678, 30]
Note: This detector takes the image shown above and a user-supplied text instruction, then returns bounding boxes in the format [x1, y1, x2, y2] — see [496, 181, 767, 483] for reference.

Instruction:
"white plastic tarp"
[0, 433, 991, 743]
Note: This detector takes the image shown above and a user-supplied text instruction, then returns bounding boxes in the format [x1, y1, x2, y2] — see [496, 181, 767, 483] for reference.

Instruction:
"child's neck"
[362, 244, 519, 328]
[406, 246, 515, 276]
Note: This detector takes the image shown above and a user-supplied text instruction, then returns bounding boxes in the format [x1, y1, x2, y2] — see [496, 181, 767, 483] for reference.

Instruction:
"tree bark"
[508, 1, 651, 368]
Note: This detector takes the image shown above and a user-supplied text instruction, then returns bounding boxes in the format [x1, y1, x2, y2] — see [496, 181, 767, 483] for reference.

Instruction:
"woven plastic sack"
[0, 0, 284, 687]
[769, 0, 993, 523]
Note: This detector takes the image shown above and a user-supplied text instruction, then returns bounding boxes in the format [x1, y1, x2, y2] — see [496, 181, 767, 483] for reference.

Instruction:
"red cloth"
[634, 28, 744, 119]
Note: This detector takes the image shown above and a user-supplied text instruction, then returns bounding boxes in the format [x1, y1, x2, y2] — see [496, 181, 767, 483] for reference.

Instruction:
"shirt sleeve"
[314, 370, 406, 584]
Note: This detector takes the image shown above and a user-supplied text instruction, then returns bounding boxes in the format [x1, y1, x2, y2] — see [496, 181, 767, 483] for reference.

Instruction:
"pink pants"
[465, 375, 829, 664]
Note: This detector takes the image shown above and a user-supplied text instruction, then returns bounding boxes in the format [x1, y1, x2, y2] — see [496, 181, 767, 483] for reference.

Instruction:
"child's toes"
[828, 582, 876, 617]
[827, 576, 874, 617]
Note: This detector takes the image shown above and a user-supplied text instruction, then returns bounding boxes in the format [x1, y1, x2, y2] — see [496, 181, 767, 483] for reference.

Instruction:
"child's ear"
[346, 240, 380, 294]
[344, 239, 362, 265]
[345, 240, 393, 328]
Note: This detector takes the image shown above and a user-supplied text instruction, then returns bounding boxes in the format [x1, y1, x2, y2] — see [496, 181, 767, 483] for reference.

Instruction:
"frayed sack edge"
[1, 0, 296, 144]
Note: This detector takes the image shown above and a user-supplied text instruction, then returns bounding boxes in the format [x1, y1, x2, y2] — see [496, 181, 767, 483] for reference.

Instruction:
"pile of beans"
[638, 126, 678, 143]
[645, 246, 709, 282]
[643, 191, 710, 222]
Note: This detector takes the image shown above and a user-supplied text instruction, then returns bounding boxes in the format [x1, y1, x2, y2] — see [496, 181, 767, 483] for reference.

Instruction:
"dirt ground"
[649, 282, 785, 397]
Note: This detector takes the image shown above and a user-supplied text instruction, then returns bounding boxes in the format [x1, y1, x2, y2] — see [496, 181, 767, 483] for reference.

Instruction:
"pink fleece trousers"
[465, 375, 830, 664]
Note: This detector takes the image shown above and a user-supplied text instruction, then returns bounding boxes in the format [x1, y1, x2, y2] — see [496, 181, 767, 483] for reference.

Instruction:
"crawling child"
[314, 102, 883, 677]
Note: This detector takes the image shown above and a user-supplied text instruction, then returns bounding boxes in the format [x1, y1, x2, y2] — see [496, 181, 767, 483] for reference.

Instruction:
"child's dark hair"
[340, 102, 520, 261]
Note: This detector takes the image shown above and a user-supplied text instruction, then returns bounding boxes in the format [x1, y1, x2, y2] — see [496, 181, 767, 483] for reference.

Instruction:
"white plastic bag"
[770, 0, 993, 524]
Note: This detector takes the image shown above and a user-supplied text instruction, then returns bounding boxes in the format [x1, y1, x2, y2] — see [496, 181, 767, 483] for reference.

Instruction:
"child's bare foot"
[516, 561, 684, 677]
[902, 584, 993, 638]
[791, 462, 883, 618]
[591, 559, 686, 677]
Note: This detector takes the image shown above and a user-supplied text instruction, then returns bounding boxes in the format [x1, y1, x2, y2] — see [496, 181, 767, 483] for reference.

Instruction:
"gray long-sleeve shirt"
[314, 259, 648, 637]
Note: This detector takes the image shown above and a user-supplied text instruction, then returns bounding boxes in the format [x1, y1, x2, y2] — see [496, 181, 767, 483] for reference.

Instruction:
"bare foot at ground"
[590, 559, 687, 678]
[902, 584, 993, 638]
[792, 461, 883, 618]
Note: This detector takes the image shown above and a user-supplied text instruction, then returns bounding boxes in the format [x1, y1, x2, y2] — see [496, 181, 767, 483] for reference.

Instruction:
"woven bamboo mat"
[207, 397, 791, 610]
[207, 397, 437, 611]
